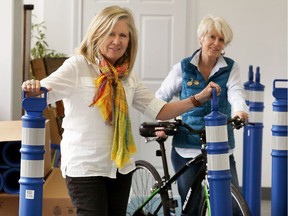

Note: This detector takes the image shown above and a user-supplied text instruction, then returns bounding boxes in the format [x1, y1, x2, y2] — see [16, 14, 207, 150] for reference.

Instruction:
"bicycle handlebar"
[139, 117, 246, 138]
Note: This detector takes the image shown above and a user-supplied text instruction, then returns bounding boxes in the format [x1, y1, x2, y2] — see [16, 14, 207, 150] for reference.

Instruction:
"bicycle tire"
[198, 183, 251, 216]
[126, 160, 170, 216]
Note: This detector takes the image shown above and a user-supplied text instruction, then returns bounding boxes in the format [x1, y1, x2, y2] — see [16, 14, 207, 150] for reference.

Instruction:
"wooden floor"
[172, 199, 272, 215]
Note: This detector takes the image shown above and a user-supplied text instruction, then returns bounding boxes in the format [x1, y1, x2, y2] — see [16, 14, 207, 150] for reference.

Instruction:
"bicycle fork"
[203, 176, 211, 216]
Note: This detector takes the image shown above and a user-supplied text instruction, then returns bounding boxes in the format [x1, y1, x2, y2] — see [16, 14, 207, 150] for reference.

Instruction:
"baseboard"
[239, 187, 271, 200]
[261, 187, 271, 200]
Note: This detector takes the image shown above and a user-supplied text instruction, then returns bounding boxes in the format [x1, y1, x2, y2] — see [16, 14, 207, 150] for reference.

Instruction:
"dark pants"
[171, 147, 240, 215]
[65, 171, 133, 216]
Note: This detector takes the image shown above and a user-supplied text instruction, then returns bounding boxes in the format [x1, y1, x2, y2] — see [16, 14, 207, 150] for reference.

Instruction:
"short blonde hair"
[77, 6, 138, 73]
[197, 14, 233, 47]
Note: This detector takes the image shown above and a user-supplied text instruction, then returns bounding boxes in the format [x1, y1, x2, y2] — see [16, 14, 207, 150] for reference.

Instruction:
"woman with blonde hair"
[155, 14, 248, 214]
[22, 7, 221, 216]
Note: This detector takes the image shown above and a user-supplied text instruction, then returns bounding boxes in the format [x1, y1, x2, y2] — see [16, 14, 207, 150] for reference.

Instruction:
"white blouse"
[41, 55, 166, 178]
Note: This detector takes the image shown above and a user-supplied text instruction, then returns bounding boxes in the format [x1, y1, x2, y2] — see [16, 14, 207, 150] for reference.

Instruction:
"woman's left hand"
[155, 131, 167, 138]
[233, 111, 248, 123]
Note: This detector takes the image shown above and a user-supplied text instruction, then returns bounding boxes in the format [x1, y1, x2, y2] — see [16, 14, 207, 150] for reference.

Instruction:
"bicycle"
[126, 116, 251, 215]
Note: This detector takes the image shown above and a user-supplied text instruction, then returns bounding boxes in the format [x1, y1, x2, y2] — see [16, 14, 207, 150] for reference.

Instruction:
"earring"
[221, 50, 225, 55]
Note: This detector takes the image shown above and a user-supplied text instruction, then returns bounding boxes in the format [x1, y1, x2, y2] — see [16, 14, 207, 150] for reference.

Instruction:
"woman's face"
[200, 27, 225, 59]
[100, 19, 130, 65]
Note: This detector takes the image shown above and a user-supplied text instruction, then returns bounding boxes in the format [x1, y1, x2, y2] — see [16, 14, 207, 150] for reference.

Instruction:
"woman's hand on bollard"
[22, 79, 51, 97]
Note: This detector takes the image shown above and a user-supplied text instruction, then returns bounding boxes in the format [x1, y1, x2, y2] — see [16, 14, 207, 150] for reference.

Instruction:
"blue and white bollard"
[205, 88, 232, 216]
[242, 65, 254, 197]
[243, 65, 254, 106]
[19, 88, 47, 216]
[271, 79, 287, 216]
[243, 67, 265, 216]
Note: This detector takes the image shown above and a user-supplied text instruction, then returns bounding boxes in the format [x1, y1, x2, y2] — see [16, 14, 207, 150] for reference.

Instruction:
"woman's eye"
[120, 33, 128, 38]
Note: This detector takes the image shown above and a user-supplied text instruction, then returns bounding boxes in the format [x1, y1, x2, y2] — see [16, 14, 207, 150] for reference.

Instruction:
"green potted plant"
[30, 21, 67, 80]
[30, 21, 66, 140]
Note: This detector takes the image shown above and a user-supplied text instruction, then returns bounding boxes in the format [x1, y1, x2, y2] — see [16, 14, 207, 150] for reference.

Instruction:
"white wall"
[186, 0, 287, 189]
[23, 0, 75, 57]
[0, 0, 23, 121]
[13, 0, 288, 188]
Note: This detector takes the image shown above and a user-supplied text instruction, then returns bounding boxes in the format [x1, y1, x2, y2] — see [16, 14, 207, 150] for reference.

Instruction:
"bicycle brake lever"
[228, 117, 247, 130]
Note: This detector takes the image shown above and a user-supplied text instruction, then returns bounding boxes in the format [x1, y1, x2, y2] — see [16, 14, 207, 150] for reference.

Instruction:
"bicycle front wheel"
[198, 183, 251, 216]
[126, 160, 170, 216]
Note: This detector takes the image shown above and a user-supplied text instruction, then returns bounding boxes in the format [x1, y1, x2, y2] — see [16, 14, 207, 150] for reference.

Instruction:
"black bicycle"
[126, 117, 251, 216]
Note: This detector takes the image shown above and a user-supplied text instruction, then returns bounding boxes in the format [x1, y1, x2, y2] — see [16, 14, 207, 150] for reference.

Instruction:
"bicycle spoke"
[127, 161, 169, 216]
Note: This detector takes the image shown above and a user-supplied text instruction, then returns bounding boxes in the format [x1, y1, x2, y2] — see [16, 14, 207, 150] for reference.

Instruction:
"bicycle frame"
[134, 117, 248, 216]
[134, 137, 207, 215]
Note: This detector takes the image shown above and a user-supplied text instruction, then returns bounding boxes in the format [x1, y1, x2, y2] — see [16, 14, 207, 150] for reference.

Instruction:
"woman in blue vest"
[155, 14, 248, 214]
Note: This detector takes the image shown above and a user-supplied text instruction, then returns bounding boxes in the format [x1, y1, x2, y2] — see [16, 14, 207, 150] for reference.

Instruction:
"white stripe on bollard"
[249, 111, 264, 123]
[246, 90, 252, 102]
[207, 153, 230, 171]
[20, 160, 44, 178]
[272, 136, 288, 151]
[249, 91, 264, 103]
[205, 125, 228, 142]
[273, 112, 287, 125]
[22, 128, 45, 146]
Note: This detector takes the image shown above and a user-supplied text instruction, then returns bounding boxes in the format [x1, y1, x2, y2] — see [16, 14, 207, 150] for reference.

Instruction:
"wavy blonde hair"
[197, 14, 233, 47]
[77, 6, 138, 73]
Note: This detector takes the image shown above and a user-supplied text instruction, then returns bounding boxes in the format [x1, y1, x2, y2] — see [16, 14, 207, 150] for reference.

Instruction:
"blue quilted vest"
[172, 50, 235, 149]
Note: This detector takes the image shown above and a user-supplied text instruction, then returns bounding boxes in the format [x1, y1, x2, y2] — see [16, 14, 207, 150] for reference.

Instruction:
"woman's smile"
[100, 19, 130, 65]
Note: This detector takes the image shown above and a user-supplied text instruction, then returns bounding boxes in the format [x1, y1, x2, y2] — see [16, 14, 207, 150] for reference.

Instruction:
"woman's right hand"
[195, 81, 221, 104]
[21, 79, 43, 97]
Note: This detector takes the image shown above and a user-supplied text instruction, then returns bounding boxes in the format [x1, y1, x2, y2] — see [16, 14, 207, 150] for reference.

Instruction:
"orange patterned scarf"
[90, 58, 136, 168]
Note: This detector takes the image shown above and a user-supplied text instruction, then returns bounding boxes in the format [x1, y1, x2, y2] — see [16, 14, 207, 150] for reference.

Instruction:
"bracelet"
[190, 95, 201, 107]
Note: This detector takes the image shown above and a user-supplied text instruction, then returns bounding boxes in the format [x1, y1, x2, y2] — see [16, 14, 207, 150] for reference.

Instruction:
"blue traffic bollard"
[271, 79, 287, 216]
[243, 65, 254, 106]
[242, 65, 254, 197]
[205, 88, 232, 216]
[243, 67, 265, 216]
[19, 88, 47, 216]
